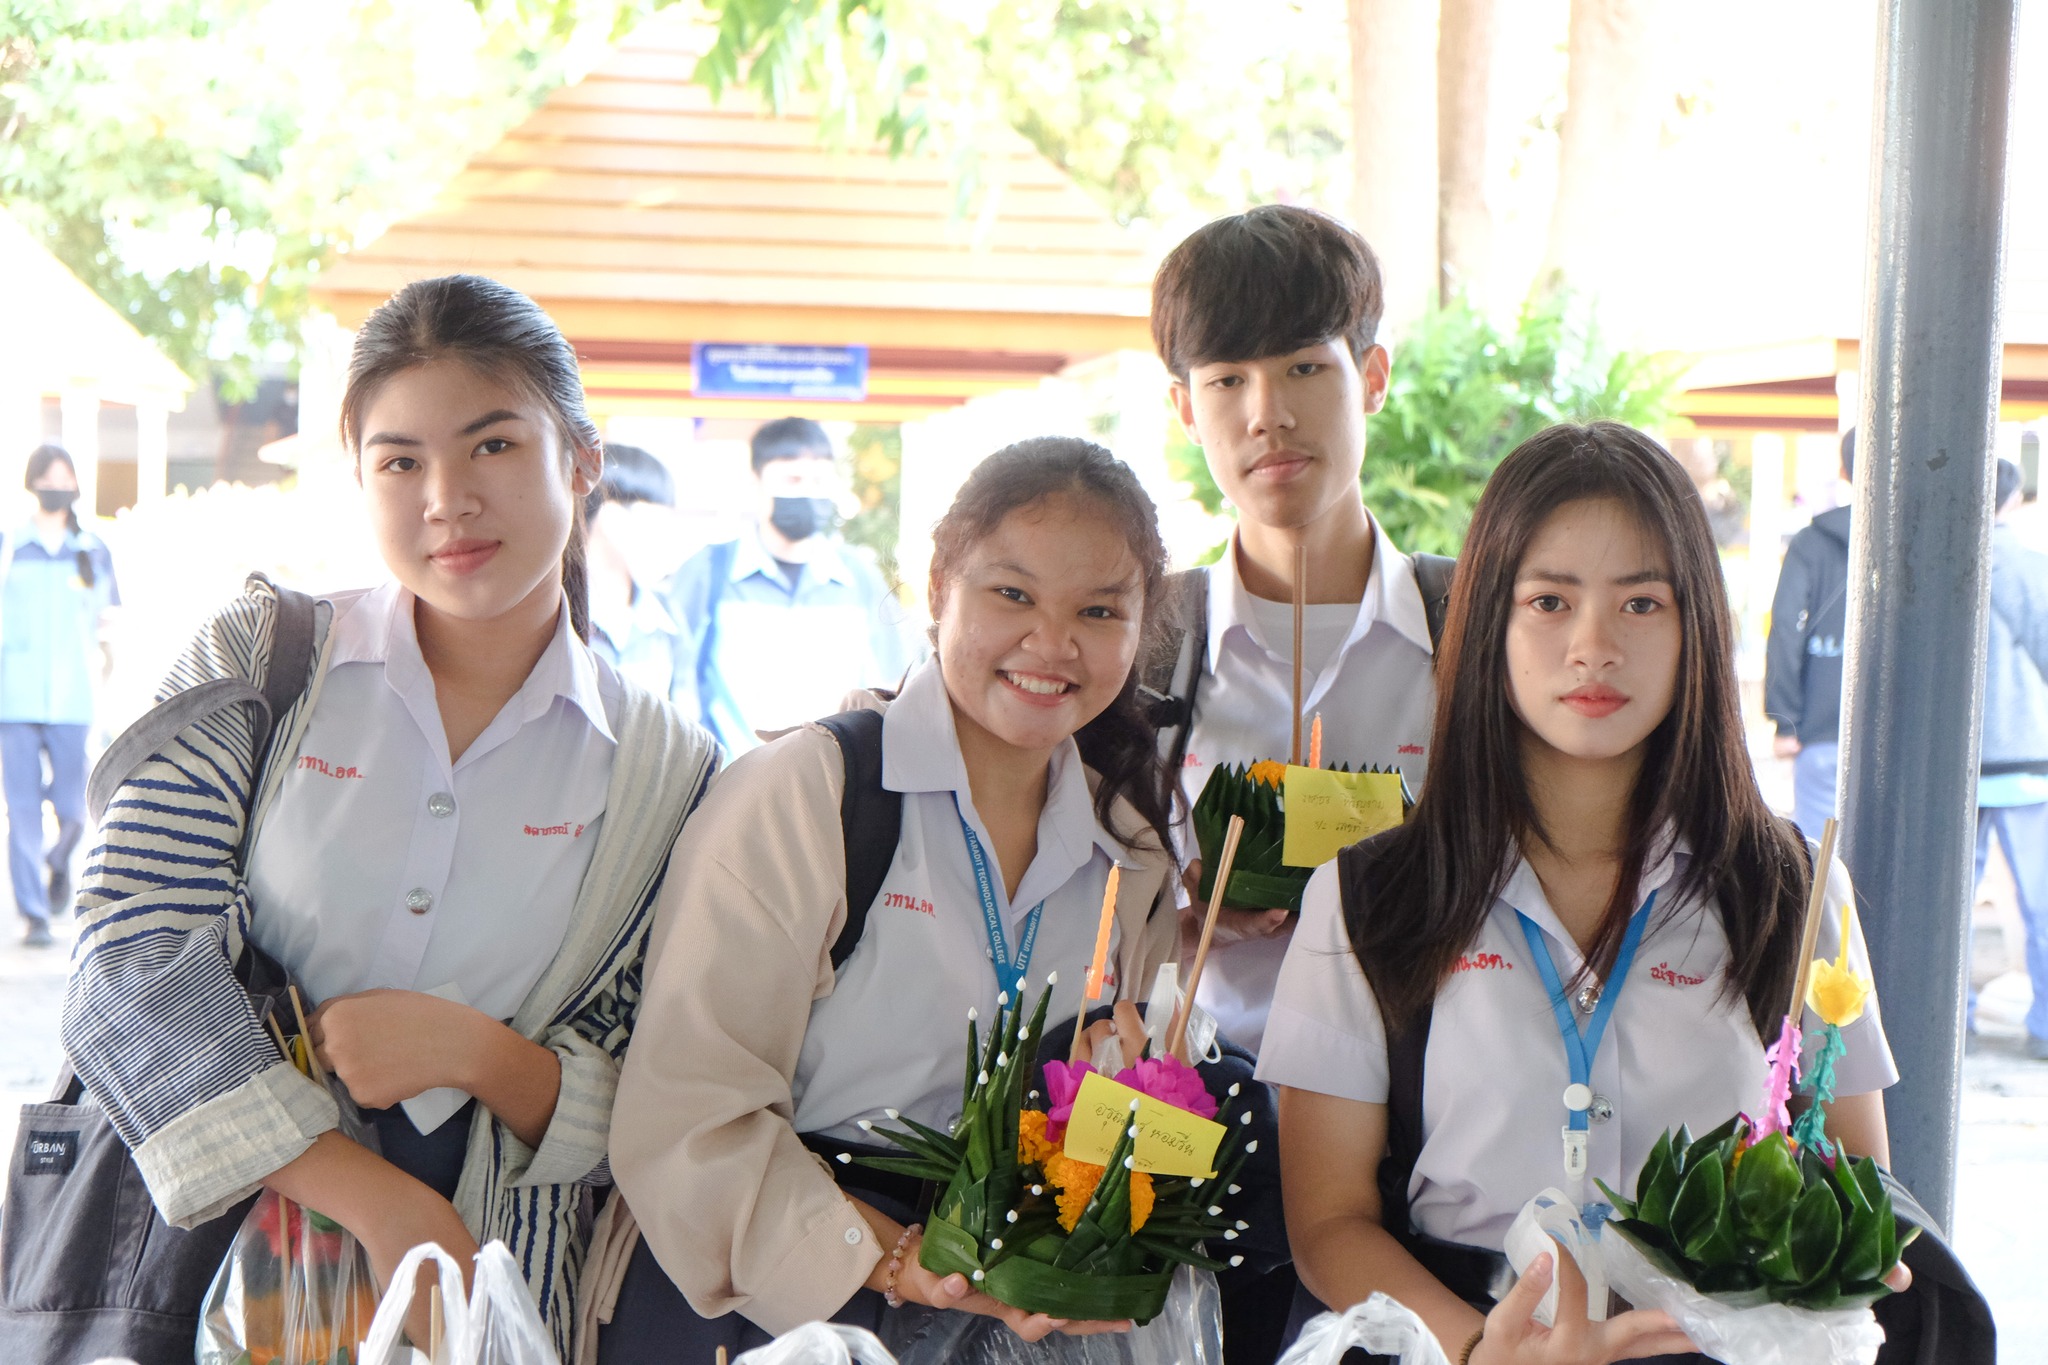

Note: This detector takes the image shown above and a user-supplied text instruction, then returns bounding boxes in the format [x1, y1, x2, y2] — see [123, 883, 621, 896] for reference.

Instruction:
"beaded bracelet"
[882, 1223, 923, 1309]
[1458, 1327, 1485, 1365]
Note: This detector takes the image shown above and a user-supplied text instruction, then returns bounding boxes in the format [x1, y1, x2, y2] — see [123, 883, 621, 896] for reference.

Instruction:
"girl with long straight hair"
[1259, 423, 1901, 1363]
[59, 275, 718, 1357]
[593, 437, 1186, 1359]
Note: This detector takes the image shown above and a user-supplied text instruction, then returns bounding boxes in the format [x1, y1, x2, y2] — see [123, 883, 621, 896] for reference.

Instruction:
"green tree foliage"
[841, 421, 903, 588]
[690, 0, 1350, 227]
[0, 0, 610, 396]
[1168, 295, 1684, 560]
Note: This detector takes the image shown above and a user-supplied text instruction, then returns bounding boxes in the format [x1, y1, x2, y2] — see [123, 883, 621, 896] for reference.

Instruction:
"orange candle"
[1085, 863, 1120, 1000]
[1308, 713, 1323, 769]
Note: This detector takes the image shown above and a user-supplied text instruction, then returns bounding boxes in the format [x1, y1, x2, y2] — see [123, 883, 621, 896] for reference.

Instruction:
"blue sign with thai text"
[693, 343, 868, 401]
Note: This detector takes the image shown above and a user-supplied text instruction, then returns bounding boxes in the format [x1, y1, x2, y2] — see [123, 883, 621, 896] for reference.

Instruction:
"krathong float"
[855, 821, 1258, 1323]
[1595, 820, 1914, 1364]
[1192, 546, 1410, 913]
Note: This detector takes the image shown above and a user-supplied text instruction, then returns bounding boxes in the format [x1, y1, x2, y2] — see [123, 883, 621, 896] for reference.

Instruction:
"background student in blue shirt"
[0, 443, 119, 946]
[666, 417, 913, 754]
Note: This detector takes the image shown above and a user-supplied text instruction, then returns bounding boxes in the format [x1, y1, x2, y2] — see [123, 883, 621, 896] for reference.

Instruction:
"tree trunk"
[1436, 0, 1496, 307]
[1347, 0, 1439, 330]
[1540, 0, 1661, 306]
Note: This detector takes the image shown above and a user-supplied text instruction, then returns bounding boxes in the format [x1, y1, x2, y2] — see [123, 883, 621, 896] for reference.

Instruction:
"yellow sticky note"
[1280, 766, 1404, 868]
[1060, 1068, 1228, 1178]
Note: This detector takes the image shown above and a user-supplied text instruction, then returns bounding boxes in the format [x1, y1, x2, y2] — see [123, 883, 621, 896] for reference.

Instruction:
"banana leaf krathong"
[1192, 761, 1414, 912]
[1596, 1115, 1917, 1311]
[859, 980, 1254, 1323]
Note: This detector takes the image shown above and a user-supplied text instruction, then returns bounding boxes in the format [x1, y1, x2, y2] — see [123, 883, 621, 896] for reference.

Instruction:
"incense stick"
[1290, 543, 1307, 764]
[286, 985, 327, 1088]
[716, 1349, 729, 1365]
[1071, 864, 1122, 1062]
[428, 1283, 443, 1362]
[1788, 817, 1841, 1023]
[1168, 814, 1245, 1060]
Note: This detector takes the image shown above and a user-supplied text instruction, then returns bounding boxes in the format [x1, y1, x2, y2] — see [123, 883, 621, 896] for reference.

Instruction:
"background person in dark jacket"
[1975, 458, 2048, 1059]
[1765, 428, 1854, 836]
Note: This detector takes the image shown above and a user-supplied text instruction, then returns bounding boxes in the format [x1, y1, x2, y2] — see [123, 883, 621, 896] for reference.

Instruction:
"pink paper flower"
[1041, 1060, 1095, 1142]
[1114, 1055, 1218, 1120]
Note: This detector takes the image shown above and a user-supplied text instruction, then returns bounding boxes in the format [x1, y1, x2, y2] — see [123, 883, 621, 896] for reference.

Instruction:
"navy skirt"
[597, 1137, 926, 1362]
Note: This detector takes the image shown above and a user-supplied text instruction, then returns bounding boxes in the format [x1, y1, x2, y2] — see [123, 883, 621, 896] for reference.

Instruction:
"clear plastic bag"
[1600, 1226, 1885, 1365]
[196, 1189, 381, 1365]
[356, 1241, 561, 1365]
[733, 1323, 900, 1365]
[884, 1266, 1221, 1365]
[1276, 1295, 1451, 1365]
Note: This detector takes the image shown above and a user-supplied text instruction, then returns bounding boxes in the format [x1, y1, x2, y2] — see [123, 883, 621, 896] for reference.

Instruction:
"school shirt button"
[406, 888, 434, 915]
[428, 792, 456, 818]
[844, 1227, 864, 1245]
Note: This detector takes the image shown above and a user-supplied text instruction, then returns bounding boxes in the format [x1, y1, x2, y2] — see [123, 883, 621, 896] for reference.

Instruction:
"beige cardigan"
[589, 712, 1178, 1347]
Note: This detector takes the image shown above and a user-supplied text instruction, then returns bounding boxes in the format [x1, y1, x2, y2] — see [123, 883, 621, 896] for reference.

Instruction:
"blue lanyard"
[1515, 892, 1656, 1135]
[955, 799, 1045, 995]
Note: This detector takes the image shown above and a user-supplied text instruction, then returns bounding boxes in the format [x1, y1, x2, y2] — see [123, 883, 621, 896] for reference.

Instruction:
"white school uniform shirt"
[1178, 517, 1437, 1053]
[792, 658, 1127, 1144]
[1256, 836, 1899, 1253]
[245, 582, 617, 1130]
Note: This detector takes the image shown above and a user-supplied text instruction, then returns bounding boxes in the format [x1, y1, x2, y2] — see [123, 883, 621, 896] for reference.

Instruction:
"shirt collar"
[731, 525, 855, 588]
[338, 580, 616, 744]
[1496, 827, 1691, 968]
[881, 659, 1123, 867]
[1205, 514, 1433, 672]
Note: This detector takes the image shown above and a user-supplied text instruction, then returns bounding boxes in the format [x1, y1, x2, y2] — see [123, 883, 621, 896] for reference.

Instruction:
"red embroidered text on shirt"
[1451, 951, 1512, 973]
[298, 756, 365, 780]
[1650, 962, 1705, 987]
[1397, 743, 1425, 755]
[523, 822, 587, 837]
[882, 891, 937, 917]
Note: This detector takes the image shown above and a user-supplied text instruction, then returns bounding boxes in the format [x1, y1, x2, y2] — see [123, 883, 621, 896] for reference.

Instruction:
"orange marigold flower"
[1128, 1171, 1155, 1233]
[1045, 1152, 1105, 1232]
[1017, 1110, 1058, 1166]
[1247, 760, 1287, 790]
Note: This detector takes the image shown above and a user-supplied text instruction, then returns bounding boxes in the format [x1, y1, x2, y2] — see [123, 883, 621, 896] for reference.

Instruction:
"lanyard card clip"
[1561, 1127, 1590, 1182]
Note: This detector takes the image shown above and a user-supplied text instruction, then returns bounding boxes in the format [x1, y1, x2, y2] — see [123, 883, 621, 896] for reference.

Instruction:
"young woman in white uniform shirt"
[63, 276, 717, 1355]
[596, 439, 1184, 1358]
[1258, 424, 1905, 1364]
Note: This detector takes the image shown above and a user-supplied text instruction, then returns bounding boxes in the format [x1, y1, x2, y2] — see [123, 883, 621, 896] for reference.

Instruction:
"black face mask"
[34, 488, 76, 514]
[769, 496, 835, 542]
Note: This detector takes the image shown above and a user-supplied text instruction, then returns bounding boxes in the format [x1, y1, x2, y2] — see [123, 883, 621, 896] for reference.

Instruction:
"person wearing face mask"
[665, 417, 915, 755]
[0, 444, 119, 946]
[585, 442, 684, 697]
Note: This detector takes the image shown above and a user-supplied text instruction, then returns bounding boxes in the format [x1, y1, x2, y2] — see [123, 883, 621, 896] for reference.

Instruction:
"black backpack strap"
[1413, 552, 1455, 652]
[86, 575, 319, 826]
[815, 708, 903, 970]
[1138, 567, 1209, 774]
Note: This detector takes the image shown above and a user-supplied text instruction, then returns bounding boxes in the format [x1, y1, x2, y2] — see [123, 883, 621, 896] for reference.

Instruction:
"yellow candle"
[1308, 713, 1323, 769]
[1086, 864, 1120, 1000]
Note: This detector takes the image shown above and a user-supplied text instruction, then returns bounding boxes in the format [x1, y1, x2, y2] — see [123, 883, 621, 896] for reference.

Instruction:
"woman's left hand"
[308, 988, 476, 1108]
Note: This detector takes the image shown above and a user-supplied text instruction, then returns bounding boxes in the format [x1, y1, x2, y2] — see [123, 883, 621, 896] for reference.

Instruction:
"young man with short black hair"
[666, 418, 911, 755]
[1146, 204, 1444, 1365]
[1150, 204, 1441, 1058]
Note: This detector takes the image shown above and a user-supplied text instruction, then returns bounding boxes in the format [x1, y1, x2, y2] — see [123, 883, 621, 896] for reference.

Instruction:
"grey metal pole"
[1839, 0, 2018, 1235]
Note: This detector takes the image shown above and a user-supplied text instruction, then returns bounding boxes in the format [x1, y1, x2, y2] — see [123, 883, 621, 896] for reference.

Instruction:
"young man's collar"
[733, 524, 855, 587]
[1205, 514, 1433, 671]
